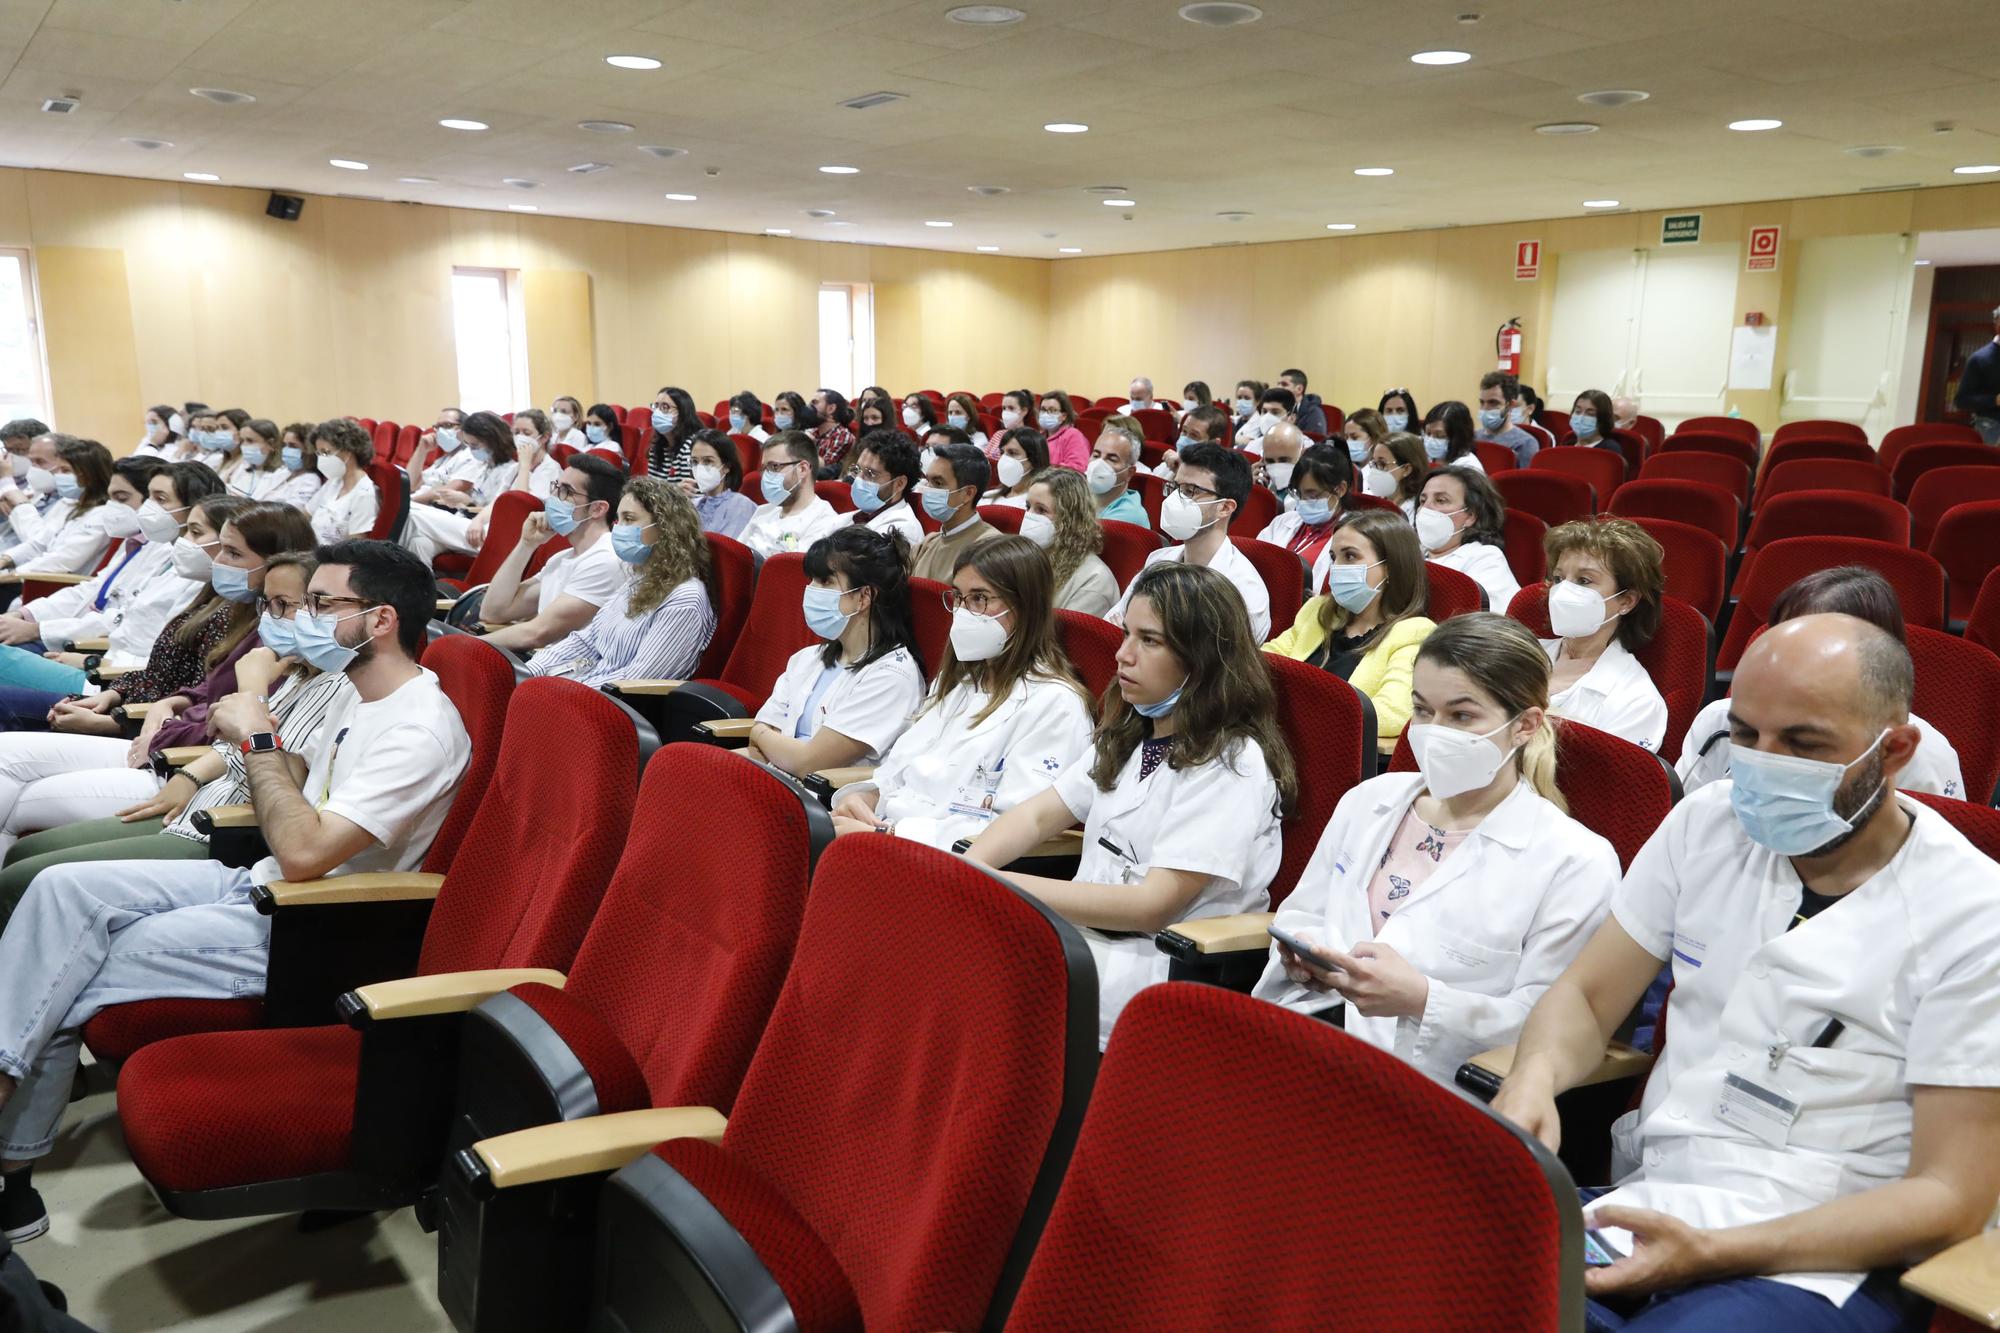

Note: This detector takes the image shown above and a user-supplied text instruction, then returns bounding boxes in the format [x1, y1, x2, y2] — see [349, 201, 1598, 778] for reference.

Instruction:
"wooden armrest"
[258, 871, 447, 907]
[1466, 1042, 1654, 1089]
[202, 802, 257, 828]
[351, 968, 565, 1020]
[695, 717, 757, 739]
[1026, 827, 1085, 859]
[1158, 911, 1277, 955]
[159, 745, 212, 767]
[1903, 1231, 2000, 1327]
[472, 1106, 728, 1190]
[435, 597, 459, 613]
[17, 571, 87, 586]
[815, 765, 876, 789]
[97, 668, 133, 683]
[604, 679, 684, 696]
[68, 636, 109, 652]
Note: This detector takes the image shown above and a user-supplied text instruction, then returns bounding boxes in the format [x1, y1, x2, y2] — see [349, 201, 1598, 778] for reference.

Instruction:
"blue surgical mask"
[1132, 678, 1185, 720]
[282, 445, 305, 470]
[611, 523, 653, 564]
[1346, 436, 1369, 463]
[585, 423, 609, 446]
[1728, 730, 1889, 856]
[1037, 411, 1061, 431]
[292, 608, 367, 673]
[803, 583, 854, 640]
[1175, 434, 1196, 451]
[545, 494, 583, 536]
[1325, 561, 1383, 614]
[436, 427, 461, 452]
[1233, 399, 1253, 419]
[773, 412, 794, 431]
[470, 446, 492, 466]
[257, 611, 298, 657]
[729, 410, 748, 432]
[922, 485, 957, 521]
[210, 559, 262, 604]
[1294, 496, 1332, 526]
[850, 476, 886, 513]
[1383, 411, 1409, 432]
[1424, 435, 1449, 461]
[651, 408, 675, 434]
[947, 412, 969, 430]
[1571, 412, 1598, 440]
[760, 467, 795, 506]
[242, 444, 267, 468]
[1478, 408, 1506, 432]
[53, 472, 80, 500]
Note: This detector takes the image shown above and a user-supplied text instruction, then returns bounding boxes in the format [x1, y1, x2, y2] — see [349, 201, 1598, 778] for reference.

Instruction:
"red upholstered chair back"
[1004, 983, 1578, 1332]
[414, 677, 636, 977]
[1474, 441, 1518, 474]
[1507, 585, 1711, 765]
[1531, 445, 1625, 499]
[1772, 419, 1867, 447]
[1627, 517, 1728, 624]
[1638, 450, 1752, 508]
[1969, 568, 2000, 653]
[556, 746, 815, 1111]
[1662, 430, 1758, 473]
[446, 491, 542, 590]
[1909, 792, 2000, 862]
[1229, 536, 1304, 638]
[1608, 478, 1739, 550]
[680, 836, 1093, 1332]
[908, 575, 953, 677]
[1630, 415, 1666, 451]
[1054, 609, 1122, 698]
[1740, 490, 1909, 556]
[1494, 470, 1594, 528]
[366, 457, 409, 541]
[1881, 422, 1981, 474]
[1236, 483, 1279, 536]
[1130, 407, 1176, 443]
[1130, 471, 1166, 529]
[1759, 458, 1891, 501]
[1097, 519, 1159, 588]
[1267, 653, 1366, 904]
[1757, 435, 1876, 480]
[814, 479, 858, 514]
[413, 635, 518, 874]
[1501, 509, 1549, 586]
[1928, 498, 2000, 623]
[1424, 561, 1486, 619]
[728, 434, 762, 480]
[697, 533, 758, 679]
[393, 424, 421, 467]
[716, 553, 815, 708]
[1677, 416, 1760, 446]
[1892, 442, 2000, 502]
[1717, 537, 1946, 671]
[1906, 626, 2000, 805]
[1908, 466, 2000, 548]
[977, 504, 1025, 534]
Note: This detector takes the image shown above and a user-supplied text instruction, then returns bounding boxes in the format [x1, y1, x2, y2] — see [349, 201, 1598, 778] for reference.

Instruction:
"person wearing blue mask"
[1377, 388, 1422, 438]
[1086, 420, 1150, 528]
[1267, 509, 1435, 753]
[676, 430, 755, 540]
[965, 560, 1291, 1047]
[525, 478, 715, 689]
[1475, 372, 1538, 469]
[1235, 385, 1294, 452]
[398, 411, 521, 567]
[0, 437, 114, 579]
[1256, 442, 1352, 575]
[480, 454, 629, 655]
[746, 526, 926, 777]
[1035, 391, 1091, 472]
[1422, 400, 1485, 472]
[737, 431, 844, 561]
[402, 406, 468, 494]
[644, 386, 699, 484]
[1494, 613, 2000, 1333]
[848, 429, 923, 550]
[726, 390, 770, 444]
[581, 403, 627, 463]
[910, 442, 996, 583]
[1566, 389, 1635, 471]
[0, 541, 471, 1241]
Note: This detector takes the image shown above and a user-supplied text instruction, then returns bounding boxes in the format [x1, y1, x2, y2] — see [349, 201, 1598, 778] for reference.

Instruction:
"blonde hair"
[623, 477, 709, 616]
[1314, 508, 1429, 641]
[1414, 612, 1565, 810]
[1345, 407, 1389, 446]
[1028, 466, 1103, 591]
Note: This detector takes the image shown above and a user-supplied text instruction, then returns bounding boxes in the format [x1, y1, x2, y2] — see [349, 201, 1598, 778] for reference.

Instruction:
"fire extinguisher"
[1495, 317, 1523, 376]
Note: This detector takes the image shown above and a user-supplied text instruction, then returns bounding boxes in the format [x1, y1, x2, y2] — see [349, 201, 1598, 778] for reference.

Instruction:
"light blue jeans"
[0, 859, 265, 1159]
[1973, 416, 2000, 446]
[0, 644, 85, 696]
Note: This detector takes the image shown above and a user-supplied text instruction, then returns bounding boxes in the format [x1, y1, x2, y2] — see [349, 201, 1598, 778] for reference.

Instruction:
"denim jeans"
[0, 647, 84, 699]
[1973, 415, 2000, 447]
[0, 859, 264, 1159]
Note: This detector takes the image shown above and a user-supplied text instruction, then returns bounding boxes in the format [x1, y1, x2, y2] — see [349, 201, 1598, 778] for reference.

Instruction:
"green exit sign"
[1661, 213, 1703, 245]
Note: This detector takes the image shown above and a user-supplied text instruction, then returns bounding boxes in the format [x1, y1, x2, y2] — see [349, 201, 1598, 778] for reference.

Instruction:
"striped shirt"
[527, 576, 715, 688]
[164, 667, 357, 842]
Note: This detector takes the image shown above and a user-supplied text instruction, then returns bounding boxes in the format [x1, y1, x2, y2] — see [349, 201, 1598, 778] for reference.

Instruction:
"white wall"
[1782, 234, 1916, 439]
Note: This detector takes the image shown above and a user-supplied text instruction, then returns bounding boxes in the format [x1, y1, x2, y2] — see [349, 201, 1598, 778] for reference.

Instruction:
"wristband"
[240, 731, 282, 755]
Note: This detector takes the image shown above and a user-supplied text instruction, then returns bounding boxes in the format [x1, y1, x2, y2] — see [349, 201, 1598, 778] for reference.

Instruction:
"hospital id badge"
[1714, 1072, 1800, 1148]
[946, 759, 1005, 822]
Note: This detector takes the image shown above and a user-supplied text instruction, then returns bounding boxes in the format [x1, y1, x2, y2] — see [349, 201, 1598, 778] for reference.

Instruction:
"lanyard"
[93, 541, 145, 611]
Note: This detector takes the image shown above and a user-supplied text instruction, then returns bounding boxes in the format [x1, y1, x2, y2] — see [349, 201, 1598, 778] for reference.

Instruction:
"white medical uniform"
[1253, 772, 1617, 1083]
[738, 498, 846, 561]
[1427, 541, 1519, 614]
[1676, 697, 1965, 801]
[863, 499, 924, 551]
[1598, 784, 2000, 1306]
[753, 644, 927, 765]
[836, 674, 1094, 850]
[1541, 637, 1668, 752]
[3, 498, 111, 575]
[308, 475, 379, 543]
[1109, 540, 1272, 643]
[28, 541, 202, 670]
[1053, 736, 1283, 1046]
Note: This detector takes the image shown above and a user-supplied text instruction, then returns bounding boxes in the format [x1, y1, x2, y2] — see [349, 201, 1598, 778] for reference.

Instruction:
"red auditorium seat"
[978, 504, 1024, 534]
[584, 836, 1097, 1333]
[1771, 420, 1868, 447]
[1908, 466, 2000, 548]
[1678, 415, 1760, 447]
[1881, 422, 1981, 475]
[1054, 609, 1122, 697]
[434, 490, 542, 592]
[1130, 472, 1167, 529]
[908, 575, 953, 677]
[1969, 568, 2000, 653]
[695, 533, 758, 679]
[1718, 537, 1946, 672]
[1237, 483, 1279, 535]
[1661, 431, 1758, 474]
[1130, 407, 1176, 444]
[1757, 435, 1876, 480]
[1426, 561, 1486, 619]
[1759, 458, 1892, 501]
[1231, 536, 1304, 638]
[1474, 441, 1518, 474]
[1501, 509, 1549, 587]
[1097, 519, 1160, 588]
[1929, 499, 2000, 627]
[1906, 626, 2000, 805]
[1891, 442, 2000, 503]
[1609, 479, 1739, 551]
[1508, 584, 1711, 765]
[1630, 416, 1667, 452]
[393, 424, 420, 468]
[1531, 446, 1625, 500]
[367, 457, 411, 542]
[813, 479, 857, 514]
[1494, 470, 1594, 528]
[115, 677, 640, 1220]
[432, 745, 832, 1333]
[1639, 451, 1752, 509]
[1627, 517, 1728, 624]
[1909, 792, 2000, 862]
[81, 635, 518, 1064]
[1730, 491, 1911, 599]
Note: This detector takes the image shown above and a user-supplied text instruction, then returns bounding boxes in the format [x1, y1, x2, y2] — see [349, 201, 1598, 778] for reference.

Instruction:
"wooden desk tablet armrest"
[1466, 1042, 1654, 1089]
[1903, 1231, 2000, 1328]
[435, 597, 458, 613]
[97, 669, 134, 684]
[68, 637, 109, 652]
[256, 872, 447, 908]
[1157, 911, 1277, 954]
[814, 765, 876, 789]
[1026, 827, 1086, 860]
[159, 745, 212, 767]
[695, 717, 757, 739]
[17, 571, 87, 586]
[351, 968, 566, 1020]
[202, 803, 257, 828]
[473, 1107, 728, 1190]
[604, 679, 684, 696]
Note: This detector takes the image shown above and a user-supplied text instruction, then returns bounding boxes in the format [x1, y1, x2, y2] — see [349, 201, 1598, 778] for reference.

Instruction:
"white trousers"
[401, 503, 479, 567]
[0, 732, 161, 856]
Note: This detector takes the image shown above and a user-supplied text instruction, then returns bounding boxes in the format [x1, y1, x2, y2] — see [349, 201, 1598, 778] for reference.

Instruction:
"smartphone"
[1583, 1229, 1626, 1267]
[1268, 924, 1343, 974]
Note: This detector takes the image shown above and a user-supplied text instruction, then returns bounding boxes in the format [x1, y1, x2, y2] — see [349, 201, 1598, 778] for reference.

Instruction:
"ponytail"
[1414, 611, 1568, 811]
[1517, 719, 1566, 812]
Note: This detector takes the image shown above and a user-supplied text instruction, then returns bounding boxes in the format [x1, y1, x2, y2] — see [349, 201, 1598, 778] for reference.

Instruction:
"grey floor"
[22, 1061, 452, 1333]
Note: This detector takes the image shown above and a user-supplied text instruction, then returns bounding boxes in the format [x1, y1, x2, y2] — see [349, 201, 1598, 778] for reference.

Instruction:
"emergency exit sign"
[1661, 213, 1703, 245]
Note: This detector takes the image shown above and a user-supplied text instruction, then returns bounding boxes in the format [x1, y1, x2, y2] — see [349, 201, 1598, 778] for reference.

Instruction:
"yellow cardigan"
[1265, 603, 1437, 742]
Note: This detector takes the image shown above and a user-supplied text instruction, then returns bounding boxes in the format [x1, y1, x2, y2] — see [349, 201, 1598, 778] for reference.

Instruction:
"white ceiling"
[2, 0, 1999, 258]
[1915, 227, 2000, 266]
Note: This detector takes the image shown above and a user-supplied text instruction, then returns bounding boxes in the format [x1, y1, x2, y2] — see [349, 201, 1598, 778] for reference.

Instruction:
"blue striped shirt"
[527, 576, 714, 687]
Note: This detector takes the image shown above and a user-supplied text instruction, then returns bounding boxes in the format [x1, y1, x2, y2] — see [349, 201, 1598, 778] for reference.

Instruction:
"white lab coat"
[1109, 539, 1272, 643]
[3, 498, 112, 575]
[863, 499, 924, 552]
[253, 467, 324, 508]
[308, 475, 380, 543]
[1542, 637, 1668, 752]
[836, 674, 1094, 850]
[1600, 785, 2000, 1305]
[753, 643, 928, 764]
[1053, 736, 1284, 1046]
[1427, 540, 1519, 613]
[27, 540, 202, 668]
[1254, 773, 1618, 1084]
[1676, 697, 1965, 801]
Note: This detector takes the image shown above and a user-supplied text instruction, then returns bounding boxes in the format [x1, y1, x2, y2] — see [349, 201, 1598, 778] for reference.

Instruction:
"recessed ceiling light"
[1043, 122, 1089, 134]
[568, 162, 611, 174]
[439, 118, 488, 131]
[503, 178, 539, 189]
[329, 158, 368, 170]
[819, 165, 860, 175]
[605, 55, 661, 70]
[664, 192, 697, 201]
[1058, 247, 1082, 253]
[399, 176, 438, 184]
[1410, 49, 1471, 64]
[189, 87, 255, 105]
[969, 185, 1011, 196]
[1325, 222, 1355, 230]
[946, 4, 1026, 22]
[924, 220, 954, 227]
[578, 120, 634, 133]
[508, 204, 538, 212]
[1845, 144, 1903, 157]
[1915, 259, 1932, 266]
[1583, 198, 1621, 208]
[1179, 2, 1263, 26]
[1577, 89, 1648, 108]
[976, 245, 1001, 252]
[1354, 167, 1394, 177]
[1728, 118, 1783, 132]
[1102, 198, 1136, 207]
[1953, 164, 2000, 175]
[124, 137, 173, 150]
[638, 145, 687, 159]
[765, 228, 791, 236]
[1535, 122, 1599, 136]
[805, 208, 836, 219]
[182, 172, 219, 182]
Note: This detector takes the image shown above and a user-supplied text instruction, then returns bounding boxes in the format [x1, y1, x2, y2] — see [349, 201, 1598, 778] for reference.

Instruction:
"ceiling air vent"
[1860, 182, 1923, 192]
[839, 91, 908, 111]
[41, 95, 81, 114]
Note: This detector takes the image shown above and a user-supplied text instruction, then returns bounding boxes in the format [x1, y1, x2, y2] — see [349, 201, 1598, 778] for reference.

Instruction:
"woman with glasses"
[829, 535, 1094, 849]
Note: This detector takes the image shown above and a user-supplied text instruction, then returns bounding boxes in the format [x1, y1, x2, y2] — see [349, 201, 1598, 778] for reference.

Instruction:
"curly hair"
[1028, 465, 1103, 591]
[621, 476, 709, 617]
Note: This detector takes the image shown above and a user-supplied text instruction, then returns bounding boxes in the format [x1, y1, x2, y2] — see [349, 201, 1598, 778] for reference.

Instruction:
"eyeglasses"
[303, 594, 378, 617]
[1161, 482, 1217, 502]
[255, 596, 302, 618]
[942, 589, 1006, 615]
[550, 482, 587, 503]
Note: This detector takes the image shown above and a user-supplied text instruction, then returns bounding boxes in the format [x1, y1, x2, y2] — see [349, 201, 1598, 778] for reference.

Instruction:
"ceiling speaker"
[265, 191, 304, 222]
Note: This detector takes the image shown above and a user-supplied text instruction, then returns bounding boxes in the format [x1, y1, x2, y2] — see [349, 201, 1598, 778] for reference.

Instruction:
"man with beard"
[1491, 613, 2000, 1332]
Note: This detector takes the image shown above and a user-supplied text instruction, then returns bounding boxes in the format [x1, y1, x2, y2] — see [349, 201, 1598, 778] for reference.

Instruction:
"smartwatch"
[950, 837, 975, 856]
[241, 731, 283, 755]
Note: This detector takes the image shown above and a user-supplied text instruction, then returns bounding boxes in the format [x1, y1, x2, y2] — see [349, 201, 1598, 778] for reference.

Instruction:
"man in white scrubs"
[1493, 614, 2000, 1331]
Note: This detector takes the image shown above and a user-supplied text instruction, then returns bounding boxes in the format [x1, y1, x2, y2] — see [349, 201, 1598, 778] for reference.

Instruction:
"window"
[450, 267, 530, 414]
[818, 283, 874, 399]
[0, 251, 51, 427]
